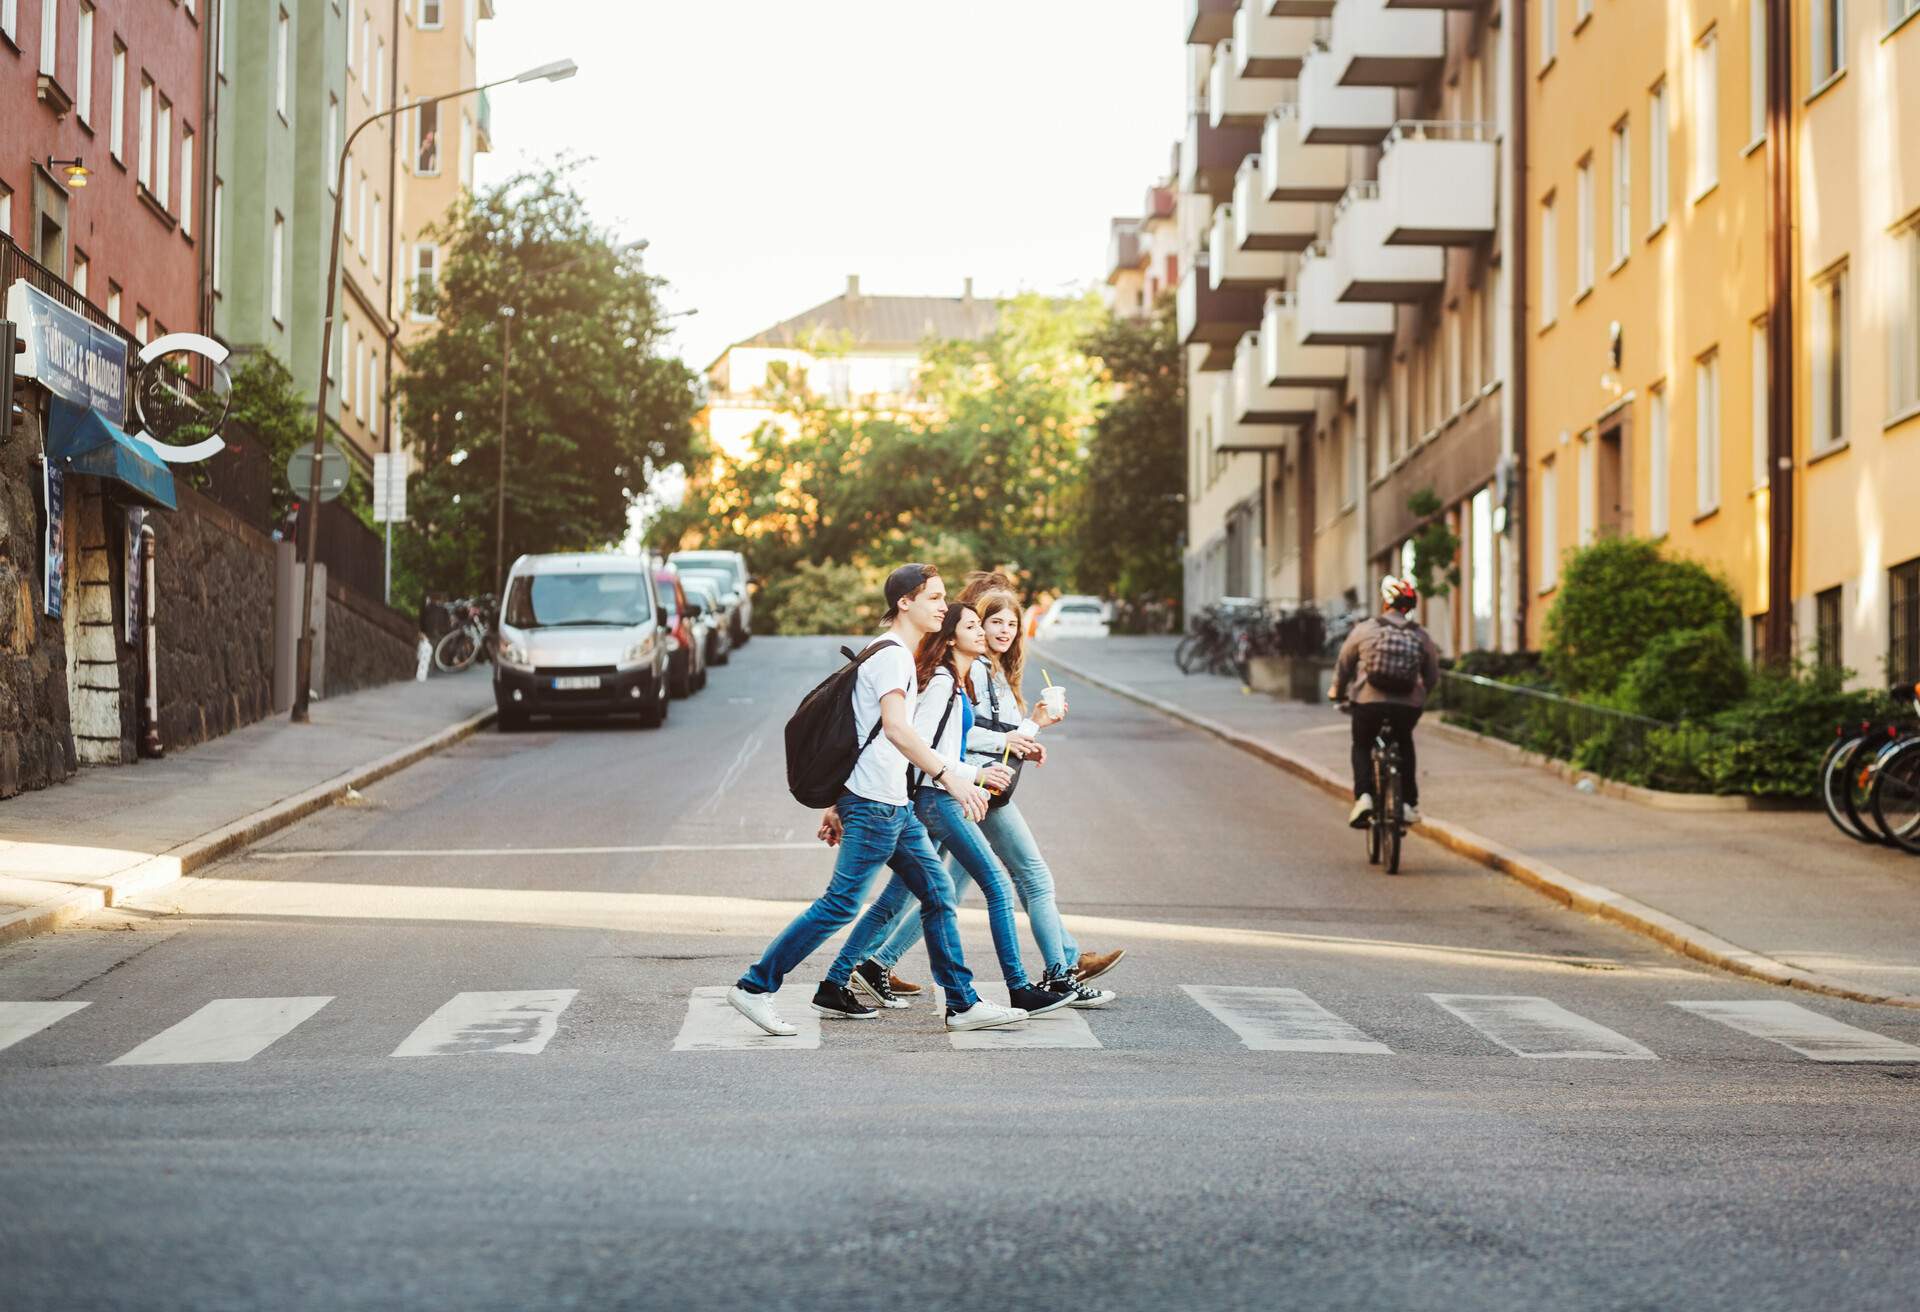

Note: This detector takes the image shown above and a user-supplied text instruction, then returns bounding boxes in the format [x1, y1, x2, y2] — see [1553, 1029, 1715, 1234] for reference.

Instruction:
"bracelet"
[931, 767, 947, 786]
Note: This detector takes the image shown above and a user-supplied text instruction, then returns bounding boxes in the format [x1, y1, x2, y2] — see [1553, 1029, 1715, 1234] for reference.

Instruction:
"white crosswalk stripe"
[0, 1001, 90, 1054]
[111, 997, 334, 1066]
[1427, 994, 1657, 1059]
[949, 986, 1102, 1050]
[1182, 985, 1391, 1053]
[392, 990, 578, 1058]
[673, 987, 820, 1051]
[1671, 1000, 1920, 1063]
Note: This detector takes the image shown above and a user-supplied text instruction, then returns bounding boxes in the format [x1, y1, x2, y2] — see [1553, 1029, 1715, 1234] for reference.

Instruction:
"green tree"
[1542, 537, 1742, 698]
[189, 350, 374, 528]
[395, 162, 699, 608]
[1076, 299, 1185, 607]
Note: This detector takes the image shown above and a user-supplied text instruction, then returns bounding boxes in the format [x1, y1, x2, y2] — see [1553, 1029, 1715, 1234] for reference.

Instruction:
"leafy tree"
[1542, 537, 1741, 698]
[1076, 299, 1184, 607]
[1406, 487, 1461, 598]
[395, 163, 699, 607]
[185, 350, 374, 529]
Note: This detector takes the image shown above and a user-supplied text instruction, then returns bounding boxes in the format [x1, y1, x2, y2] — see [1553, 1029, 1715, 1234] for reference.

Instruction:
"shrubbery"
[1542, 537, 1741, 699]
[1614, 626, 1749, 723]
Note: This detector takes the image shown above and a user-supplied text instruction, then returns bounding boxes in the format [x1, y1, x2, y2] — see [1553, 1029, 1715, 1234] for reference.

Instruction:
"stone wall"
[324, 579, 419, 698]
[153, 486, 276, 752]
[0, 404, 76, 798]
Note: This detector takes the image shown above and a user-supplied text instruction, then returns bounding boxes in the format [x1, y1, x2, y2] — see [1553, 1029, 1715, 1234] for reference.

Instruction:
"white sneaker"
[1401, 804, 1422, 825]
[1348, 794, 1374, 829]
[944, 1001, 1029, 1032]
[726, 985, 798, 1037]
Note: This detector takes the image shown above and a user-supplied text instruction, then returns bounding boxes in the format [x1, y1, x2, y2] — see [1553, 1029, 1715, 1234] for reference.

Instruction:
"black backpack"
[785, 639, 900, 808]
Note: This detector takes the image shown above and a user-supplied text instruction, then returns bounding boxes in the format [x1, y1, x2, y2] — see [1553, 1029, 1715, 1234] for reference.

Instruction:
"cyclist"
[1329, 575, 1441, 829]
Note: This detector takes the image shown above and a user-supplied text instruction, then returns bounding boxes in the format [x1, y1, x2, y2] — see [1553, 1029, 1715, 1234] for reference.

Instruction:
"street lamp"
[291, 58, 578, 723]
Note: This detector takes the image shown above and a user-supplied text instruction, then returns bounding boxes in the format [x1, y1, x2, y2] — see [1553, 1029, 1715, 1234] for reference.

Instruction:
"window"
[1695, 350, 1721, 516]
[1893, 221, 1920, 417]
[356, 340, 368, 423]
[218, 0, 227, 75]
[1812, 264, 1848, 450]
[420, 0, 442, 27]
[1893, 0, 1920, 32]
[1, 0, 14, 47]
[0, 183, 10, 238]
[1539, 459, 1560, 589]
[1539, 193, 1558, 327]
[326, 96, 339, 191]
[1610, 121, 1631, 266]
[372, 195, 382, 278]
[343, 167, 354, 237]
[137, 77, 153, 190]
[1748, 0, 1767, 146]
[358, 173, 369, 256]
[415, 99, 440, 174]
[271, 212, 285, 323]
[72, 249, 87, 297]
[211, 179, 223, 292]
[360, 14, 371, 95]
[1576, 0, 1592, 22]
[1893, 558, 1920, 687]
[156, 95, 172, 209]
[1576, 156, 1595, 294]
[276, 9, 289, 118]
[1751, 319, 1769, 487]
[1541, 0, 1558, 67]
[38, 0, 56, 78]
[1812, 0, 1844, 84]
[331, 321, 342, 386]
[1446, 301, 1463, 413]
[375, 37, 385, 108]
[76, 4, 93, 125]
[134, 308, 148, 344]
[459, 113, 474, 188]
[179, 128, 193, 234]
[345, 0, 355, 68]
[1481, 267, 1498, 385]
[1692, 28, 1718, 198]
[1648, 81, 1670, 231]
[1815, 586, 1843, 670]
[1649, 385, 1670, 536]
[106, 282, 121, 324]
[110, 42, 125, 160]
[465, 0, 475, 44]
[368, 357, 380, 436]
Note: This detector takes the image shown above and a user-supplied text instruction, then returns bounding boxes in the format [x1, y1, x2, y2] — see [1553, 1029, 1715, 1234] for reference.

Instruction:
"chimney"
[962, 277, 974, 304]
[846, 274, 861, 300]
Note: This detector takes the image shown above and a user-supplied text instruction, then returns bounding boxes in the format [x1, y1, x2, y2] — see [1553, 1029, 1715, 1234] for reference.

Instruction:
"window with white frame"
[358, 173, 369, 256]
[1892, 1, 1920, 33]
[372, 195, 382, 278]
[1812, 263, 1848, 450]
[1576, 156, 1595, 294]
[72, 250, 87, 297]
[465, 0, 475, 44]
[271, 212, 285, 323]
[1540, 192, 1558, 327]
[110, 42, 125, 160]
[38, 0, 57, 77]
[1539, 459, 1560, 588]
[360, 14, 371, 95]
[134, 308, 148, 344]
[211, 179, 223, 293]
[415, 99, 440, 174]
[1649, 385, 1670, 536]
[0, 183, 12, 240]
[1695, 349, 1722, 516]
[276, 9, 289, 118]
[137, 77, 154, 190]
[1893, 221, 1920, 418]
[326, 96, 339, 190]
[356, 341, 368, 423]
[1748, 0, 1767, 146]
[76, 4, 93, 125]
[413, 243, 437, 319]
[346, 0, 355, 68]
[420, 0, 442, 27]
[156, 95, 172, 209]
[1541, 0, 1558, 67]
[1692, 28, 1718, 198]
[375, 36, 385, 109]
[106, 282, 121, 325]
[1751, 319, 1769, 487]
[1610, 120, 1630, 266]
[1812, 0, 1844, 84]
[1648, 80, 1670, 231]
[179, 128, 193, 235]
[369, 357, 380, 436]
[1, 0, 16, 49]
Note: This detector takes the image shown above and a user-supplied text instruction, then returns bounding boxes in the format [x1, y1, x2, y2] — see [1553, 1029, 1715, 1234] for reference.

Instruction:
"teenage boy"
[726, 564, 1029, 1036]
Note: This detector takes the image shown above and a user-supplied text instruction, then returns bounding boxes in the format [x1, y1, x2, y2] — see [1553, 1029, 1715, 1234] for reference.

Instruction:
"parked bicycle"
[1175, 599, 1328, 682]
[1818, 682, 1920, 852]
[433, 594, 498, 673]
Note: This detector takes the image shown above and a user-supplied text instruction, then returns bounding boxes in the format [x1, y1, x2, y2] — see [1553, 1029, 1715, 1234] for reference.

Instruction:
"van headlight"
[620, 635, 656, 667]
[665, 634, 680, 653]
[499, 639, 533, 671]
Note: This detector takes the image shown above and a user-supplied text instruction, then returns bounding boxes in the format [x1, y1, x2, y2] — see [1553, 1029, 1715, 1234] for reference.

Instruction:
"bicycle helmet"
[1380, 575, 1419, 612]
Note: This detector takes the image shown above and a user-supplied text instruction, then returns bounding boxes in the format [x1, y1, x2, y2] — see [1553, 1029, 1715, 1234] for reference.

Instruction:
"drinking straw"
[1043, 668, 1055, 687]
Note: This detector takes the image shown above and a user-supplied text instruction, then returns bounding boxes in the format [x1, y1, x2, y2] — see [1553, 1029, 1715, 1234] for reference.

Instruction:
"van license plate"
[552, 675, 600, 690]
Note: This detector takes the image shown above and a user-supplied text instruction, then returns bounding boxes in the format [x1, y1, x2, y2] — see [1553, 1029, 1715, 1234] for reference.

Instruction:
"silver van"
[493, 553, 672, 730]
[669, 549, 752, 645]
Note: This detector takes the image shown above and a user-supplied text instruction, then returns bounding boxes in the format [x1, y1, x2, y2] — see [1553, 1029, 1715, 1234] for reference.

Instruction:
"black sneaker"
[850, 959, 909, 1009]
[1041, 967, 1116, 1009]
[810, 980, 878, 1020]
[1008, 984, 1075, 1018]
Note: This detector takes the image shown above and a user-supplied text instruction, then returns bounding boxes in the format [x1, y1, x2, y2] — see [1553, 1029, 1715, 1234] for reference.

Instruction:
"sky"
[474, 0, 1187, 373]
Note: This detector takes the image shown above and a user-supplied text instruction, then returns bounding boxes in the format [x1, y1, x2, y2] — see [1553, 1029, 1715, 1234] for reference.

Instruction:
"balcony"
[1210, 202, 1297, 292]
[1377, 121, 1497, 245]
[1179, 111, 1263, 200]
[1233, 4, 1322, 79]
[1178, 254, 1267, 370]
[1107, 219, 1145, 284]
[1233, 330, 1320, 425]
[1209, 39, 1293, 128]
[1187, 0, 1236, 44]
[1329, 181, 1446, 301]
[1232, 155, 1318, 252]
[1326, 0, 1445, 87]
[1269, 1, 1336, 14]
[1261, 103, 1349, 201]
[1262, 291, 1349, 387]
[1297, 45, 1396, 144]
[1295, 244, 1395, 345]
[476, 88, 493, 152]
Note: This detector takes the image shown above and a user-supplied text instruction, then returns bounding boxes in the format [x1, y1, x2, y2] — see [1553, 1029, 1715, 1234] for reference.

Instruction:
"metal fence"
[1430, 670, 1711, 790]
[298, 500, 387, 603]
[179, 422, 276, 529]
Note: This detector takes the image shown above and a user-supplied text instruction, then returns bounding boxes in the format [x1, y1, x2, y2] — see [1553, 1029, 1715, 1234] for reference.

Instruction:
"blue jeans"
[829, 792, 1031, 989]
[737, 794, 978, 1009]
[872, 798, 1078, 977]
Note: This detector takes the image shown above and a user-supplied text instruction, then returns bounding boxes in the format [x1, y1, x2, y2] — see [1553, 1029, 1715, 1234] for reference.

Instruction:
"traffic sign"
[286, 445, 350, 503]
[373, 451, 410, 523]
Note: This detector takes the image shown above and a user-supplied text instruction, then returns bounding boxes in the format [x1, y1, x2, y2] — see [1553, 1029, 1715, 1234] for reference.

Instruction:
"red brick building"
[1, 0, 212, 340]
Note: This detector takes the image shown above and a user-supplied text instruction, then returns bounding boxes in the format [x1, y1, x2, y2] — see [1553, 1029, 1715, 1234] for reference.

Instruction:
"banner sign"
[7, 280, 129, 424]
[125, 508, 146, 644]
[42, 457, 65, 619]
[372, 451, 410, 523]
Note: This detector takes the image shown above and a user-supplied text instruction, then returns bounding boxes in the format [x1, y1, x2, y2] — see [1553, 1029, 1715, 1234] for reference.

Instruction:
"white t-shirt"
[846, 636, 916, 805]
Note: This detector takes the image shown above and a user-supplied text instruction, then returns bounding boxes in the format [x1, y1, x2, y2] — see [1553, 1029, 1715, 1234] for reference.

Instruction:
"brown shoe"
[1072, 949, 1126, 983]
[887, 971, 924, 996]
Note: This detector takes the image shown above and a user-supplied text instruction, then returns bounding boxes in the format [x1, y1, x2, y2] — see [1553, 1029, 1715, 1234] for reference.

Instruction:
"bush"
[1693, 664, 1893, 798]
[1450, 649, 1548, 685]
[1542, 538, 1741, 699]
[1614, 626, 1749, 723]
[757, 560, 882, 636]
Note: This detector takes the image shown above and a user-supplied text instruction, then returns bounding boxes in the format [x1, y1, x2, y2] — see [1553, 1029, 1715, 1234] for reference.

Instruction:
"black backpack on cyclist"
[784, 638, 899, 808]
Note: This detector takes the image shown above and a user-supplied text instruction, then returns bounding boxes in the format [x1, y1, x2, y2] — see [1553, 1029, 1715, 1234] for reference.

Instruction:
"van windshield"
[504, 573, 653, 629]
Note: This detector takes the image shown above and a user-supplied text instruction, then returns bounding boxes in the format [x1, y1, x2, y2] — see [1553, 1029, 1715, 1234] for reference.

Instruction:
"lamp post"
[291, 58, 577, 723]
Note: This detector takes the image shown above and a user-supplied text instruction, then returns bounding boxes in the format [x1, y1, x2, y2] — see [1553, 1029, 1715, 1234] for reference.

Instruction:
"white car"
[1036, 595, 1112, 639]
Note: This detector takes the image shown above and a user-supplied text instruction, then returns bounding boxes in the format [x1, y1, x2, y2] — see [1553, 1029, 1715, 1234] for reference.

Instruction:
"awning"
[44, 396, 177, 511]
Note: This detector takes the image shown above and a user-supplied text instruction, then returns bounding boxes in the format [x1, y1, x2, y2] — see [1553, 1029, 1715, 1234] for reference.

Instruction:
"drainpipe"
[139, 524, 163, 759]
[200, 0, 222, 339]
[381, 0, 402, 453]
[1506, 0, 1530, 650]
[1764, 0, 1795, 665]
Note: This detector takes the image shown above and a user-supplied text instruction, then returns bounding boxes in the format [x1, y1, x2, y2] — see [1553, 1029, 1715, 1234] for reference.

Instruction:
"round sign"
[131, 333, 233, 463]
[286, 446, 352, 503]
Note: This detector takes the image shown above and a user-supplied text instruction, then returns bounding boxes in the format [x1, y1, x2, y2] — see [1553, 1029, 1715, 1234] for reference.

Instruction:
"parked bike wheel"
[1838, 737, 1889, 844]
[1857, 737, 1908, 843]
[1821, 733, 1873, 843]
[434, 627, 479, 673]
[1871, 741, 1920, 854]
[1175, 634, 1205, 675]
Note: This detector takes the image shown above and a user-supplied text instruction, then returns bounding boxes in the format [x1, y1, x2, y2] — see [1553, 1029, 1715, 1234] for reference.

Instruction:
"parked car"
[1036, 594, 1112, 640]
[678, 575, 732, 667]
[653, 567, 708, 698]
[675, 567, 742, 656]
[669, 550, 752, 645]
[494, 552, 672, 731]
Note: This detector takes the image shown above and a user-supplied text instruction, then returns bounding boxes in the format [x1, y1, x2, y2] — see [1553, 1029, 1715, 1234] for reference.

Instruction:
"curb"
[0, 706, 497, 947]
[1043, 650, 1920, 1012]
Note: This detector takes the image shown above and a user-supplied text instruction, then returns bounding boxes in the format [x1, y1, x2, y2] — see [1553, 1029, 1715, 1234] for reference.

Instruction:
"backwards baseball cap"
[883, 562, 939, 615]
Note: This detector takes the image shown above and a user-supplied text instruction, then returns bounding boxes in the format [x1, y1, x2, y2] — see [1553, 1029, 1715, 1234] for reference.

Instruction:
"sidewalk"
[1037, 636, 1920, 1007]
[0, 672, 495, 942]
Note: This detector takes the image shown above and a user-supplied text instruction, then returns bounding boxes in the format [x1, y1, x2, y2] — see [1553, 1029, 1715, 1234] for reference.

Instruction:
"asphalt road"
[3, 637, 1918, 1312]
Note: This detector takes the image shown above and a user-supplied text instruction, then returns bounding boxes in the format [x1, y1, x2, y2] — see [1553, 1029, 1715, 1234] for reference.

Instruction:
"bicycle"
[1866, 683, 1920, 855]
[433, 594, 497, 673]
[1340, 701, 1407, 874]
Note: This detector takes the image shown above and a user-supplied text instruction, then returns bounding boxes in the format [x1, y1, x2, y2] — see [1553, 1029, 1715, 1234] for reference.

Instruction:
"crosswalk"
[2, 986, 1918, 1067]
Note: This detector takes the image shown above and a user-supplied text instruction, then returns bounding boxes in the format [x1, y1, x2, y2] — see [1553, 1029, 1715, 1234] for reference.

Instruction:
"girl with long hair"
[822, 603, 1073, 1018]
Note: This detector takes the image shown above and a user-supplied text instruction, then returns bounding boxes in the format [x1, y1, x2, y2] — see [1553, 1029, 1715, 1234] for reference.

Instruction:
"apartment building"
[1175, 0, 1519, 653]
[394, 0, 489, 356]
[1105, 180, 1179, 320]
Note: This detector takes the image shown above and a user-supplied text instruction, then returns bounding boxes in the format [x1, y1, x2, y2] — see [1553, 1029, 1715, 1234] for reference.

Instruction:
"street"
[2, 636, 1917, 1311]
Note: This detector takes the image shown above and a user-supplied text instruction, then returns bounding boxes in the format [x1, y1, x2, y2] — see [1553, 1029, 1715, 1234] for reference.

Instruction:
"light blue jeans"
[872, 798, 1079, 977]
[828, 792, 1031, 989]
